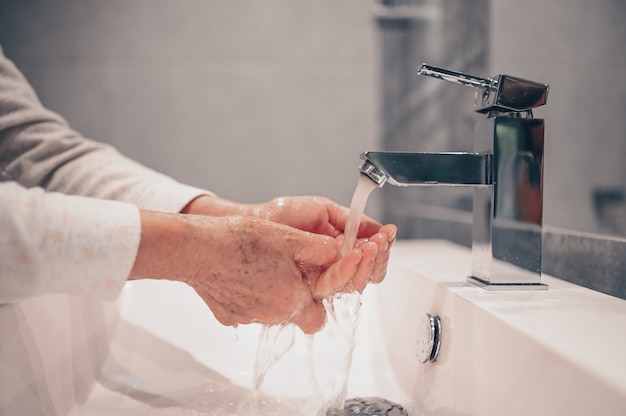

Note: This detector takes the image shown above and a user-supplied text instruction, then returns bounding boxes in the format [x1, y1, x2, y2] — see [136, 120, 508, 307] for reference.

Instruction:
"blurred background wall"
[490, 0, 626, 237]
[1, 0, 625, 237]
[0, 0, 382, 215]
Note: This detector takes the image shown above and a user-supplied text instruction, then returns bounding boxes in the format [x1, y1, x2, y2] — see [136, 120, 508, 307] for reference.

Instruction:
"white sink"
[2, 240, 626, 415]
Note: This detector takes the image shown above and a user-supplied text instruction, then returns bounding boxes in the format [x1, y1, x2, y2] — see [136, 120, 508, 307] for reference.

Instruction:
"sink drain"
[325, 397, 409, 416]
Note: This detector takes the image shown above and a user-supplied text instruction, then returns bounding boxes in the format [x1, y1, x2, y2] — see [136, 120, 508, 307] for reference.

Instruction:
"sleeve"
[0, 45, 212, 213]
[0, 181, 141, 303]
[0, 46, 213, 302]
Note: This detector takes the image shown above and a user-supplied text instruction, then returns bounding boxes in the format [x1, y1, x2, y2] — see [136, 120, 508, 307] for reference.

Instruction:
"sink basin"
[2, 240, 626, 415]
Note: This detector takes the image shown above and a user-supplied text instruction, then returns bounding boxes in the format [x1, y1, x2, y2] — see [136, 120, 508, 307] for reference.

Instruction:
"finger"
[370, 244, 392, 284]
[380, 224, 398, 244]
[368, 231, 389, 253]
[369, 226, 397, 284]
[357, 214, 384, 238]
[351, 241, 378, 292]
[293, 234, 341, 268]
[311, 249, 362, 298]
[325, 200, 350, 232]
[328, 205, 382, 238]
[353, 226, 395, 284]
[359, 224, 396, 252]
[355, 223, 397, 244]
[291, 299, 326, 334]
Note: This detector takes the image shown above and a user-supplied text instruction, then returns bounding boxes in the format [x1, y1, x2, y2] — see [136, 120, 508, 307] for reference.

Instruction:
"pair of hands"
[131, 195, 396, 334]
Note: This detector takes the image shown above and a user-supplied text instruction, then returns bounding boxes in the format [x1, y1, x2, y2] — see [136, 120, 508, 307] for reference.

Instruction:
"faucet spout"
[358, 158, 388, 187]
[360, 151, 491, 187]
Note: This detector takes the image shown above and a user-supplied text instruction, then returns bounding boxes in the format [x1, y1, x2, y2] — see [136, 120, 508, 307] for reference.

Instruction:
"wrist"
[129, 210, 200, 282]
[180, 194, 252, 217]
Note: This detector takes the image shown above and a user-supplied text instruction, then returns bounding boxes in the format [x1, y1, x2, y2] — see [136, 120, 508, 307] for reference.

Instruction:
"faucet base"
[467, 276, 548, 291]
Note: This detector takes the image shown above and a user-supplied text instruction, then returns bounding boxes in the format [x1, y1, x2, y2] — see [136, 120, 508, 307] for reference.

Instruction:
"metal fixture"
[360, 63, 549, 290]
[416, 314, 441, 363]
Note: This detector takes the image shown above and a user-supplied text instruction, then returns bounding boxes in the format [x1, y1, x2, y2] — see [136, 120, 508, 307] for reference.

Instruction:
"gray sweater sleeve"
[0, 46, 211, 211]
[0, 46, 212, 302]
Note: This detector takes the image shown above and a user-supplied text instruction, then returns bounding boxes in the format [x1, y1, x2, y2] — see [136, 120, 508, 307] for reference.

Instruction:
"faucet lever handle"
[417, 63, 549, 115]
[417, 63, 494, 90]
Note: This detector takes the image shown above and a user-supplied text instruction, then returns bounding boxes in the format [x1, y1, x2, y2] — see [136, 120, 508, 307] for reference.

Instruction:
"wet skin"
[130, 195, 397, 334]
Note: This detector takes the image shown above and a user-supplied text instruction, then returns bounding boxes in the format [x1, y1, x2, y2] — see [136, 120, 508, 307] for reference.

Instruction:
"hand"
[182, 195, 382, 237]
[182, 195, 397, 288]
[245, 196, 382, 238]
[130, 212, 380, 334]
[246, 196, 397, 288]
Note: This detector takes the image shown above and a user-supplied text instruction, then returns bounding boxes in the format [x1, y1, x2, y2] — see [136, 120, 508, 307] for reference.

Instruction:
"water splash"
[320, 292, 362, 411]
[316, 174, 379, 412]
[246, 325, 296, 415]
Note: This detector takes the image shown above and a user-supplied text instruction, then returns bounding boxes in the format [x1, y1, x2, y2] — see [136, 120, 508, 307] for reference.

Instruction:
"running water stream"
[316, 173, 380, 412]
[341, 173, 380, 257]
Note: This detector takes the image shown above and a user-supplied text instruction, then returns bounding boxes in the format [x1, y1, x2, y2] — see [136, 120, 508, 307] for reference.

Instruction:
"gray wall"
[0, 1, 382, 213]
[491, 0, 626, 236]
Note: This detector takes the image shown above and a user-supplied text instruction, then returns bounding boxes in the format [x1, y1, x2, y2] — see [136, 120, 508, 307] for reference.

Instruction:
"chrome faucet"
[360, 64, 549, 289]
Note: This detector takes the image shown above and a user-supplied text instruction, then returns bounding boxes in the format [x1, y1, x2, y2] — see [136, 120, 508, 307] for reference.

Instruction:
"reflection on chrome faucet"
[360, 64, 549, 290]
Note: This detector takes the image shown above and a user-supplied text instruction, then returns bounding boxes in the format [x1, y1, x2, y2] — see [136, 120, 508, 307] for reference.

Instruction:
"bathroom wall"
[0, 0, 381, 212]
[490, 0, 626, 237]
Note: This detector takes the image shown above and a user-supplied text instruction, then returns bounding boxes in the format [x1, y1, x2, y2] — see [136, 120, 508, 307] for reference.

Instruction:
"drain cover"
[325, 397, 409, 416]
